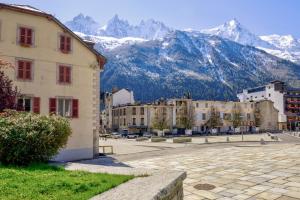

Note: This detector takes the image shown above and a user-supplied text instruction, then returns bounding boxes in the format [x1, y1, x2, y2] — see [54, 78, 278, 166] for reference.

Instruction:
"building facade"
[284, 88, 300, 130]
[237, 81, 286, 129]
[0, 4, 106, 161]
[104, 88, 135, 130]
[111, 100, 174, 133]
[238, 81, 300, 130]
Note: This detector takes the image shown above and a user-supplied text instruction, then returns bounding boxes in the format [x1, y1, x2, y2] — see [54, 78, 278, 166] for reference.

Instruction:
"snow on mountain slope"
[66, 14, 172, 40]
[74, 32, 147, 51]
[100, 31, 300, 101]
[201, 19, 300, 64]
[201, 19, 273, 48]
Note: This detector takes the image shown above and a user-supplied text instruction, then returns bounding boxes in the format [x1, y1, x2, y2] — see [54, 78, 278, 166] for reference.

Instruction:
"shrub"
[173, 137, 192, 143]
[0, 110, 71, 165]
[151, 137, 166, 142]
[136, 137, 148, 141]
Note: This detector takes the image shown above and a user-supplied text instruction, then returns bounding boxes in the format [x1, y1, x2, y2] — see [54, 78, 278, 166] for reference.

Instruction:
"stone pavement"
[125, 143, 300, 200]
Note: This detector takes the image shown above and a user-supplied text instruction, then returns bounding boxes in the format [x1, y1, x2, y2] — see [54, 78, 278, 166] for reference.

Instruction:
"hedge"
[0, 110, 71, 165]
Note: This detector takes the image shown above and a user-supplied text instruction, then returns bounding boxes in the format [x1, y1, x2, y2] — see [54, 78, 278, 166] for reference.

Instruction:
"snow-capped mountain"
[98, 15, 172, 39]
[201, 19, 300, 64]
[100, 31, 300, 101]
[66, 14, 172, 40]
[65, 15, 300, 102]
[201, 19, 274, 49]
[65, 14, 100, 35]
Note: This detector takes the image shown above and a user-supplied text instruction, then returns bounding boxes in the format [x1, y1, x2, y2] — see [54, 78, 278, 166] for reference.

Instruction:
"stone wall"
[90, 170, 186, 200]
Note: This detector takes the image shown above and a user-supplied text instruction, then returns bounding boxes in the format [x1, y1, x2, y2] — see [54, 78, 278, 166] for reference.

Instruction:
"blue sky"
[2, 0, 300, 37]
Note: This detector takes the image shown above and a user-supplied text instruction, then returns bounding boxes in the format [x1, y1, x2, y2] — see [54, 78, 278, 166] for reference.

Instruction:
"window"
[19, 27, 33, 46]
[269, 93, 271, 97]
[49, 98, 78, 118]
[123, 108, 126, 115]
[123, 118, 126, 126]
[247, 113, 251, 120]
[205, 103, 208, 108]
[202, 113, 206, 120]
[196, 103, 199, 108]
[132, 118, 136, 125]
[141, 118, 144, 125]
[58, 65, 71, 84]
[17, 97, 31, 112]
[17, 60, 32, 80]
[59, 35, 71, 53]
[140, 107, 144, 115]
[17, 96, 40, 113]
[132, 107, 136, 115]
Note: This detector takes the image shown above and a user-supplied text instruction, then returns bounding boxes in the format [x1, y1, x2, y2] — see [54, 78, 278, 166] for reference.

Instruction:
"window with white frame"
[17, 97, 32, 112]
[57, 98, 72, 117]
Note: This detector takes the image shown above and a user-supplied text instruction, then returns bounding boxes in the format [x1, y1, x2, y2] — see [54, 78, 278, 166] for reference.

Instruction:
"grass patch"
[0, 163, 134, 200]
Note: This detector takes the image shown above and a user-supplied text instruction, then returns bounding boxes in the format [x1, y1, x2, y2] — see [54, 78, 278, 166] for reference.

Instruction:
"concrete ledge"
[90, 170, 186, 200]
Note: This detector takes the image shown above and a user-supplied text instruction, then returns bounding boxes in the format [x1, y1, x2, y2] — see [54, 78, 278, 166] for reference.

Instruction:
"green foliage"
[0, 110, 72, 165]
[151, 137, 166, 142]
[173, 137, 192, 143]
[0, 163, 133, 200]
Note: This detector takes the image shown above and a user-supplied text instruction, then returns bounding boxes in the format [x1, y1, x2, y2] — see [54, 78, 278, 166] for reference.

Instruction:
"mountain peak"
[65, 14, 99, 35]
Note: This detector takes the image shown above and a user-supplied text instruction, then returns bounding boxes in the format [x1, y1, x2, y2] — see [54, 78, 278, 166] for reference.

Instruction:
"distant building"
[237, 81, 286, 130]
[104, 94, 279, 134]
[0, 4, 106, 161]
[104, 88, 135, 129]
[284, 88, 300, 130]
[111, 100, 173, 133]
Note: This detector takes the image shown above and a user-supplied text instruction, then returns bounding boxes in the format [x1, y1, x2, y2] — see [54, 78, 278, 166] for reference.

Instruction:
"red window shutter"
[72, 99, 79, 118]
[20, 27, 26, 44]
[26, 29, 32, 45]
[49, 98, 56, 114]
[59, 66, 64, 83]
[60, 35, 65, 51]
[66, 37, 71, 52]
[65, 67, 71, 83]
[33, 97, 40, 114]
[25, 61, 31, 80]
[18, 60, 24, 79]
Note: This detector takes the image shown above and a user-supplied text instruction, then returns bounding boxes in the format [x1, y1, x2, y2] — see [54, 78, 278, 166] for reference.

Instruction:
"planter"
[173, 137, 192, 143]
[151, 137, 166, 142]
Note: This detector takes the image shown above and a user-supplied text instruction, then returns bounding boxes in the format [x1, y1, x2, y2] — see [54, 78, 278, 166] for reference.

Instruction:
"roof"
[0, 3, 106, 69]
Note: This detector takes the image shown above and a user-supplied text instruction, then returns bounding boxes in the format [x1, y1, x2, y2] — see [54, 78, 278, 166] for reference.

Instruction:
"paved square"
[125, 143, 300, 200]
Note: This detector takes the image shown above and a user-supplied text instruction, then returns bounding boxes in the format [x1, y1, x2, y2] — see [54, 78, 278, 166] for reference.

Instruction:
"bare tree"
[177, 102, 195, 129]
[205, 106, 222, 129]
[231, 103, 243, 128]
[152, 107, 169, 131]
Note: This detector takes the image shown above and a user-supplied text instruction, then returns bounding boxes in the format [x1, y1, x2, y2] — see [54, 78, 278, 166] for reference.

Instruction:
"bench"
[99, 145, 114, 154]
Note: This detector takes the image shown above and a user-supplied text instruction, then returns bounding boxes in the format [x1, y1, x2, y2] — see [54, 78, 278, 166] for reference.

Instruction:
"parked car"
[127, 133, 139, 139]
[143, 132, 153, 138]
[111, 132, 121, 139]
[121, 130, 128, 137]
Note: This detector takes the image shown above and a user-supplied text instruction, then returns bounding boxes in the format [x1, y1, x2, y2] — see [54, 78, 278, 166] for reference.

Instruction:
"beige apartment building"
[111, 100, 174, 133]
[192, 100, 278, 133]
[0, 4, 106, 161]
